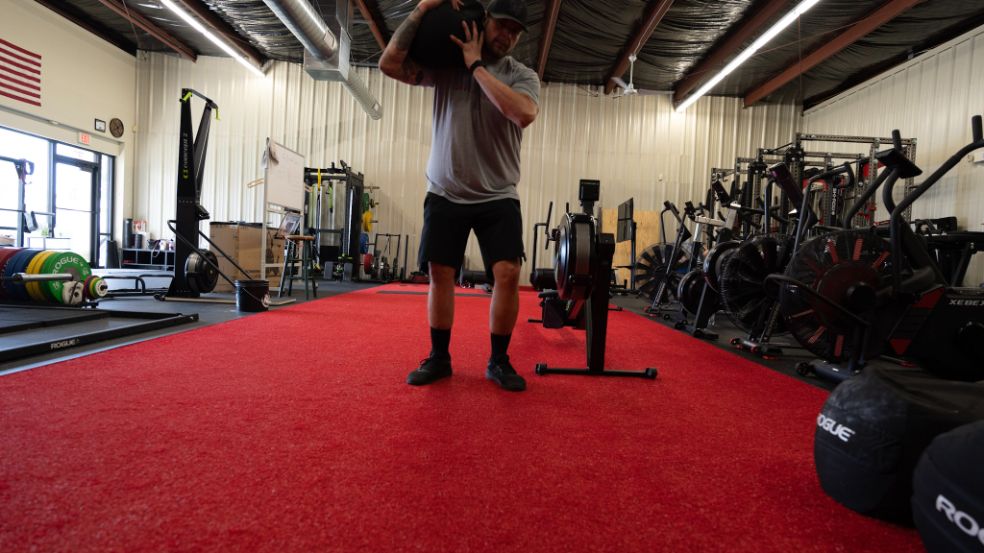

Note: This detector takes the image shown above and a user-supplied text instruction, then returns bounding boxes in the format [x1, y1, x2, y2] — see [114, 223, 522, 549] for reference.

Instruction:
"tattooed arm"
[379, 0, 461, 86]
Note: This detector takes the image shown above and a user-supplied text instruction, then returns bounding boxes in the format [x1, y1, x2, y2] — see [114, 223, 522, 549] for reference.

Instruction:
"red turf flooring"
[0, 283, 923, 552]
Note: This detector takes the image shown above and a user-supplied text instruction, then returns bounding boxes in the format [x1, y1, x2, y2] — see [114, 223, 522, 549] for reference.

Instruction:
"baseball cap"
[487, 0, 529, 32]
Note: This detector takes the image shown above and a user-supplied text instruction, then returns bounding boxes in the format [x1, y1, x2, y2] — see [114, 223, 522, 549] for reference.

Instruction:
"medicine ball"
[912, 421, 984, 552]
[813, 366, 984, 524]
[409, 0, 486, 70]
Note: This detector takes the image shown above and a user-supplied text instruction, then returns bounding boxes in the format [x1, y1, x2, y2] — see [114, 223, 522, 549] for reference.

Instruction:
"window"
[0, 126, 114, 266]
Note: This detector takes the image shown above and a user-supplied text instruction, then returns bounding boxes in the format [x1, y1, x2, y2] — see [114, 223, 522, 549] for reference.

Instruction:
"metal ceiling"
[37, 0, 984, 109]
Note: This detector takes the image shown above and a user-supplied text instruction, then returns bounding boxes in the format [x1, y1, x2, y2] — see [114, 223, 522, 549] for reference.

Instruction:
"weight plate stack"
[3, 249, 44, 301]
[779, 229, 898, 364]
[633, 243, 686, 302]
[718, 234, 794, 332]
[0, 248, 23, 299]
[41, 252, 92, 305]
[26, 250, 56, 302]
[0, 247, 24, 300]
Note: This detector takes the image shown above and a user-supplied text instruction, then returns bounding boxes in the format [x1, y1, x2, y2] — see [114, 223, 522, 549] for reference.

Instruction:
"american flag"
[0, 38, 42, 107]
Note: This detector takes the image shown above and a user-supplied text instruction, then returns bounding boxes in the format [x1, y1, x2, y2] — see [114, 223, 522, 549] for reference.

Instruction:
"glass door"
[53, 157, 99, 264]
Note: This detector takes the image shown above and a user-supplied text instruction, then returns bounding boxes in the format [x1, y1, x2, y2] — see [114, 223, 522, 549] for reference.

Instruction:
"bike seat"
[875, 148, 923, 179]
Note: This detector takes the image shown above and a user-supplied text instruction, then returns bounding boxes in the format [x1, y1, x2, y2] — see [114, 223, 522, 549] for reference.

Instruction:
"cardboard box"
[209, 223, 284, 292]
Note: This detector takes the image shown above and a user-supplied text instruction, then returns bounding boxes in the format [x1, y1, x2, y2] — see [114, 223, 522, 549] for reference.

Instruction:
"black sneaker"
[486, 356, 526, 392]
[407, 356, 453, 386]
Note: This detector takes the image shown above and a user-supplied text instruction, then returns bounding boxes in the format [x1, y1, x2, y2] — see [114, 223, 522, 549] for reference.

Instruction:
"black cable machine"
[534, 180, 657, 379]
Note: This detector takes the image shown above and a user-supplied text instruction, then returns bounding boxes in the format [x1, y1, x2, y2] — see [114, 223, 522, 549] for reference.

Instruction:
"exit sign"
[78, 132, 91, 146]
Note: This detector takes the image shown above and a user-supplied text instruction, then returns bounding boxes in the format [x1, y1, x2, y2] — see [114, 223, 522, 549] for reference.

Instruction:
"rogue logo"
[50, 339, 80, 350]
[949, 299, 984, 307]
[936, 495, 984, 546]
[817, 413, 856, 443]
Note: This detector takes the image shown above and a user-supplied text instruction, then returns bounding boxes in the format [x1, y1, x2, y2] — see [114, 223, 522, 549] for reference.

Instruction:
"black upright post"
[586, 233, 614, 371]
[167, 89, 216, 298]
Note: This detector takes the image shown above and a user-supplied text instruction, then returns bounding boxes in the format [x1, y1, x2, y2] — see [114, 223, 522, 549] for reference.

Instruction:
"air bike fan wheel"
[779, 230, 895, 364]
[633, 244, 685, 302]
[718, 234, 794, 332]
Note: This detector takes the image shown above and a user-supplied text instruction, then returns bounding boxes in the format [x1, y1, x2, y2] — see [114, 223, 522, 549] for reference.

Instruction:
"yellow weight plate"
[26, 250, 54, 302]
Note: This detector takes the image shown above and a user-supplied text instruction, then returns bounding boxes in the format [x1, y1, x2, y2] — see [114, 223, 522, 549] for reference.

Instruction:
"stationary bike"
[772, 116, 984, 382]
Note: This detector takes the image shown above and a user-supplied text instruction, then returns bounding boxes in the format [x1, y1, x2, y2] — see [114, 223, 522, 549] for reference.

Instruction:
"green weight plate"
[41, 251, 91, 305]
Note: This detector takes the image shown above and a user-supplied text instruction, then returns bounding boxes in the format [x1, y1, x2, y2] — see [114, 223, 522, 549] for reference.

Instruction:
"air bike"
[530, 179, 657, 379]
[770, 115, 984, 383]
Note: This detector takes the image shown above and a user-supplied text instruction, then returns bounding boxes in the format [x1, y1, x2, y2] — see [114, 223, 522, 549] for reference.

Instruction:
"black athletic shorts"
[418, 193, 525, 280]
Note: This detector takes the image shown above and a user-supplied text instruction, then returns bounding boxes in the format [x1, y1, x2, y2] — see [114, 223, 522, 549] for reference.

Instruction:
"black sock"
[491, 333, 512, 362]
[430, 327, 451, 359]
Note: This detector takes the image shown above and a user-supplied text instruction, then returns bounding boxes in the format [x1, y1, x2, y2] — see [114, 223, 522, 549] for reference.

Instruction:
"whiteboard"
[263, 140, 305, 211]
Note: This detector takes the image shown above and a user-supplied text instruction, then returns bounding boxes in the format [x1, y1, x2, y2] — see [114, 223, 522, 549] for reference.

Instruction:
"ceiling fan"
[612, 54, 639, 97]
[610, 53, 665, 98]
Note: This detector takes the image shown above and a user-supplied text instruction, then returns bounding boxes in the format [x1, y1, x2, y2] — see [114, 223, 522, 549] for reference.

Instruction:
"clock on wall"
[109, 118, 125, 138]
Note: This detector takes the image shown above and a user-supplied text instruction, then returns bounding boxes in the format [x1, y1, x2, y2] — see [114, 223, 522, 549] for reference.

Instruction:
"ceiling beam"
[171, 0, 266, 67]
[93, 0, 197, 61]
[354, 0, 390, 51]
[744, 0, 924, 106]
[603, 0, 675, 95]
[536, 0, 563, 79]
[672, 0, 790, 104]
[34, 0, 137, 56]
[804, 9, 984, 109]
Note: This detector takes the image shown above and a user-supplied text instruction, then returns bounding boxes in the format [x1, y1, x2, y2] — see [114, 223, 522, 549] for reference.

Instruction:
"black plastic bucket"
[235, 279, 269, 312]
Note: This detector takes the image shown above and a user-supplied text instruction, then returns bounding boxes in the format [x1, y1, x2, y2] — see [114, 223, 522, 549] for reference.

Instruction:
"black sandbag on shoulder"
[409, 1, 486, 70]
[912, 421, 984, 553]
[813, 366, 984, 524]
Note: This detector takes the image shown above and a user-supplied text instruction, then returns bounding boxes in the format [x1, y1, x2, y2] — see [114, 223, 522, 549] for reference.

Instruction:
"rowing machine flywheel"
[186, 250, 219, 294]
[554, 212, 595, 301]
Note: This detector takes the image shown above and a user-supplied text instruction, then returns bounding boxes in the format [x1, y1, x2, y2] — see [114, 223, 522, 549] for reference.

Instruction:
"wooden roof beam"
[536, 0, 563, 79]
[171, 0, 267, 67]
[93, 0, 197, 61]
[604, 0, 675, 95]
[354, 0, 390, 51]
[35, 0, 137, 55]
[673, 0, 790, 104]
[744, 0, 924, 106]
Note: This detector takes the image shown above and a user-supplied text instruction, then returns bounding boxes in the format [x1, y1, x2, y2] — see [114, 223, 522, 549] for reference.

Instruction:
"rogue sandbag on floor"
[912, 421, 984, 552]
[814, 366, 984, 524]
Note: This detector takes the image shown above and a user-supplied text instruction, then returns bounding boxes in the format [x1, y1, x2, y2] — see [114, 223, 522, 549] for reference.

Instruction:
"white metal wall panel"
[134, 52, 798, 276]
[803, 25, 984, 283]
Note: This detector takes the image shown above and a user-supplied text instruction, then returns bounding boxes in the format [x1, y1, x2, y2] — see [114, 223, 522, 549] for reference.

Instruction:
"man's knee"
[492, 260, 521, 287]
[429, 263, 457, 285]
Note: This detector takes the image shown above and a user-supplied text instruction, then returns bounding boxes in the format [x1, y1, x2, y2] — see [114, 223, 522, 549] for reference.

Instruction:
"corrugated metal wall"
[134, 51, 798, 275]
[803, 25, 984, 283]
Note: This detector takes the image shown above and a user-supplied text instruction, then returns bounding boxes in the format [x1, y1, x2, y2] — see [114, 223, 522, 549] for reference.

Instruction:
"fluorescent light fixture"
[160, 0, 266, 78]
[675, 0, 822, 112]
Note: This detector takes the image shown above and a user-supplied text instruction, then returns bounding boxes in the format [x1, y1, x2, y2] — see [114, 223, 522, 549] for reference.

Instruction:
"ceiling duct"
[262, 0, 382, 119]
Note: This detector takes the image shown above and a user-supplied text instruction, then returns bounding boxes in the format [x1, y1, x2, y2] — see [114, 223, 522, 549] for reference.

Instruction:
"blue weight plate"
[4, 249, 43, 301]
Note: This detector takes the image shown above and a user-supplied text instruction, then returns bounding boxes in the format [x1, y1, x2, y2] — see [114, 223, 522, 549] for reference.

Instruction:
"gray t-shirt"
[425, 56, 540, 204]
